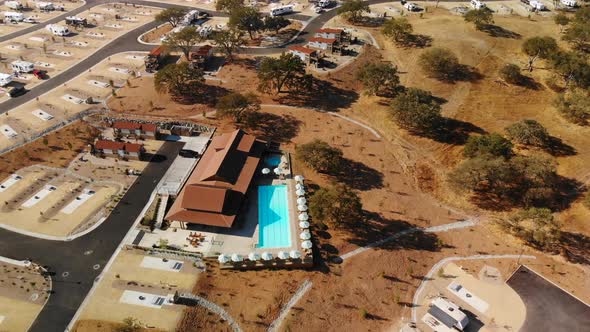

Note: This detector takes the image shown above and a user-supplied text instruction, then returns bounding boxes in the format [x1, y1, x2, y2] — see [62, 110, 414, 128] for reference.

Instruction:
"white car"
[470, 0, 486, 9]
[404, 2, 419, 11]
[315, 6, 324, 13]
[23, 17, 37, 24]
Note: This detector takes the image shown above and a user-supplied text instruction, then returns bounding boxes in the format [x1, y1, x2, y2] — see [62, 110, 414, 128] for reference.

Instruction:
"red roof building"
[94, 140, 145, 159]
[112, 121, 157, 138]
[165, 129, 266, 228]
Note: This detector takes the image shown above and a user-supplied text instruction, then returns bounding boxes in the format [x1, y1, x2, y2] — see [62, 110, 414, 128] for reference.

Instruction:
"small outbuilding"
[307, 37, 337, 53]
[112, 121, 158, 139]
[93, 140, 145, 160]
[287, 45, 318, 65]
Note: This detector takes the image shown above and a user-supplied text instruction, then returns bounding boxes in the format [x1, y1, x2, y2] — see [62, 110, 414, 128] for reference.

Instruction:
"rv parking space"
[0, 0, 84, 37]
[75, 248, 200, 331]
[0, 51, 146, 152]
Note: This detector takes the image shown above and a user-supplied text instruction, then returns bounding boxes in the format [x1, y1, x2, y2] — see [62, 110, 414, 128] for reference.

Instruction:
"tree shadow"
[418, 118, 485, 145]
[274, 77, 359, 112]
[173, 84, 230, 106]
[402, 34, 433, 48]
[545, 136, 576, 157]
[479, 24, 522, 39]
[560, 232, 590, 265]
[334, 158, 384, 190]
[244, 112, 302, 143]
[349, 16, 385, 27]
[518, 75, 543, 90]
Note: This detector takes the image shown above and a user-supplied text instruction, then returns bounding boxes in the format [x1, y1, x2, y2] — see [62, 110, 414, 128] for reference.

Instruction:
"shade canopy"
[278, 251, 289, 259]
[217, 254, 229, 264]
[297, 197, 307, 205]
[301, 240, 312, 249]
[297, 204, 308, 212]
[261, 168, 270, 175]
[248, 252, 260, 261]
[261, 252, 273, 261]
[295, 183, 304, 190]
[296, 189, 305, 196]
[298, 212, 309, 221]
[289, 250, 302, 259]
[294, 175, 304, 182]
[299, 221, 310, 228]
[231, 254, 243, 262]
[299, 230, 311, 240]
[273, 167, 281, 175]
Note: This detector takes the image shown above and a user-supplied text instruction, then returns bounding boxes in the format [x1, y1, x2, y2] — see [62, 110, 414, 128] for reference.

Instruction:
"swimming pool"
[264, 154, 282, 167]
[258, 185, 291, 248]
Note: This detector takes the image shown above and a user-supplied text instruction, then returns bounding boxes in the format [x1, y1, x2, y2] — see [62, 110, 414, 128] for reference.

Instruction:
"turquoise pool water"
[258, 185, 291, 248]
[264, 154, 282, 167]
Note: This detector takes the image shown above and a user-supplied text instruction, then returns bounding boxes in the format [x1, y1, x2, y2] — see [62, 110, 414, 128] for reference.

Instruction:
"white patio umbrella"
[262, 168, 270, 175]
[297, 197, 307, 205]
[296, 189, 305, 196]
[294, 175, 304, 182]
[298, 212, 309, 221]
[297, 204, 308, 212]
[261, 252, 273, 261]
[299, 230, 311, 240]
[273, 167, 281, 175]
[217, 254, 229, 264]
[231, 253, 243, 262]
[248, 252, 260, 261]
[301, 240, 312, 249]
[295, 183, 304, 190]
[299, 221, 310, 228]
[278, 251, 289, 260]
[289, 250, 302, 259]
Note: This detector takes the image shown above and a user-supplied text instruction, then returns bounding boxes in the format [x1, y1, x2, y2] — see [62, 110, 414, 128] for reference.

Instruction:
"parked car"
[23, 17, 37, 24]
[32, 69, 47, 80]
[6, 86, 26, 98]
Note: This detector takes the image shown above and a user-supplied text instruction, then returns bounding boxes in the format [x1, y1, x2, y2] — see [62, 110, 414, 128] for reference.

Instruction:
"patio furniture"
[289, 250, 302, 259]
[278, 251, 289, 260]
[217, 254, 229, 264]
[299, 221, 310, 228]
[299, 230, 311, 240]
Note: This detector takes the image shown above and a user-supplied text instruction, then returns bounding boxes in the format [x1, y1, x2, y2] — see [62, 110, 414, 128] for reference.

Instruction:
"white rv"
[46, 24, 69, 36]
[560, 0, 576, 6]
[270, 5, 294, 17]
[5, 1, 24, 10]
[470, 0, 486, 9]
[529, 0, 546, 10]
[424, 298, 470, 331]
[36, 1, 54, 11]
[11, 60, 35, 73]
[182, 9, 199, 25]
[318, 0, 333, 8]
[0, 73, 13, 87]
[4, 11, 24, 22]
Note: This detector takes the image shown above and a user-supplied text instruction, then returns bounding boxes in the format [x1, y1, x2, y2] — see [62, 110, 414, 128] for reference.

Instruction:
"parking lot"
[0, 0, 84, 36]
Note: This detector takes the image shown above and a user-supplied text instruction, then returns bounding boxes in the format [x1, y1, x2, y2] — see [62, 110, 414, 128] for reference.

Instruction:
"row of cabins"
[287, 28, 349, 65]
[93, 140, 145, 160]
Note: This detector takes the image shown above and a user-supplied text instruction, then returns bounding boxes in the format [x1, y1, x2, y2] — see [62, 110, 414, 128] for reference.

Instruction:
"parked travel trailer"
[470, 0, 486, 9]
[182, 9, 199, 25]
[560, 0, 576, 6]
[36, 1, 59, 11]
[529, 0, 546, 10]
[65, 16, 87, 26]
[4, 11, 24, 22]
[0, 73, 13, 87]
[46, 24, 69, 36]
[5, 1, 24, 10]
[270, 5, 294, 17]
[318, 0, 333, 8]
[11, 60, 35, 73]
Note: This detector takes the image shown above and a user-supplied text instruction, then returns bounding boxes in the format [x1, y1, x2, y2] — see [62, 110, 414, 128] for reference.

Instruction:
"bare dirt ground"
[0, 121, 98, 180]
[74, 319, 166, 332]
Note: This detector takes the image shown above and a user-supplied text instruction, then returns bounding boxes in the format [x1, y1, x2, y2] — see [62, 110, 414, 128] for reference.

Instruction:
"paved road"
[0, 141, 183, 332]
[507, 265, 590, 332]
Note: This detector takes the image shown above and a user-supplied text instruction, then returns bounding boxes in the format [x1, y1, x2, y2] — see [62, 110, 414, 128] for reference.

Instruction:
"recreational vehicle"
[270, 5, 294, 17]
[46, 24, 69, 36]
[4, 11, 24, 22]
[318, 0, 333, 8]
[65, 16, 87, 26]
[560, 0, 576, 6]
[182, 9, 199, 25]
[470, 0, 486, 9]
[529, 0, 546, 10]
[36, 2, 60, 11]
[0, 73, 13, 87]
[5, 1, 23, 10]
[11, 60, 35, 73]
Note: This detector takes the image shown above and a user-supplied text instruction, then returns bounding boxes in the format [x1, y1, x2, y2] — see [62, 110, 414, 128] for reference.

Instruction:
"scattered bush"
[418, 48, 461, 81]
[500, 63, 524, 85]
[309, 183, 363, 228]
[499, 208, 561, 250]
[554, 90, 590, 125]
[505, 119, 550, 147]
[463, 133, 513, 159]
[296, 140, 343, 173]
[356, 62, 401, 96]
[389, 88, 443, 135]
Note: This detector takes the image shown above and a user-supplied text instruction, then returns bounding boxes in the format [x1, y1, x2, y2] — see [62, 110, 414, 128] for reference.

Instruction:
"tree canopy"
[418, 48, 462, 81]
[264, 16, 290, 34]
[309, 183, 363, 228]
[554, 90, 590, 125]
[215, 0, 243, 13]
[296, 139, 343, 173]
[500, 63, 525, 85]
[464, 8, 494, 30]
[212, 28, 245, 61]
[562, 7, 590, 51]
[229, 6, 264, 39]
[463, 133, 513, 159]
[382, 17, 413, 45]
[216, 92, 260, 123]
[163, 27, 203, 59]
[356, 62, 401, 96]
[155, 8, 187, 28]
[500, 208, 561, 250]
[389, 88, 443, 135]
[257, 53, 307, 94]
[522, 36, 558, 71]
[154, 62, 205, 99]
[337, 0, 370, 24]
[549, 51, 590, 89]
[505, 119, 550, 147]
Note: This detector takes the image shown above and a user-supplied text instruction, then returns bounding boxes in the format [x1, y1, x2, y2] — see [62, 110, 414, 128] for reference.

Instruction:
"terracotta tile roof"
[165, 129, 266, 227]
[288, 45, 317, 55]
[94, 140, 143, 153]
[317, 28, 344, 34]
[113, 121, 157, 132]
[308, 37, 337, 44]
